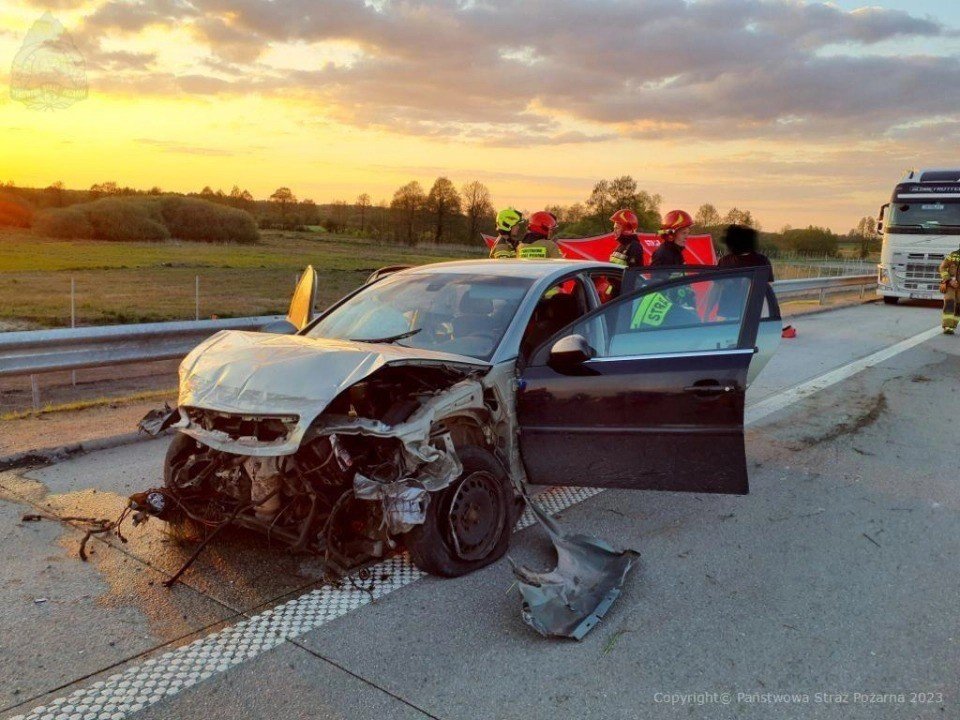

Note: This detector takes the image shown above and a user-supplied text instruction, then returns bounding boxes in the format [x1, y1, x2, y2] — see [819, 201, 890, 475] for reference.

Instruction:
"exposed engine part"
[135, 363, 498, 578]
[353, 474, 428, 534]
[243, 456, 283, 520]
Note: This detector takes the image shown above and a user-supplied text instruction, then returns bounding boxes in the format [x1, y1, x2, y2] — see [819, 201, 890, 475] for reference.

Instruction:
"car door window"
[520, 277, 590, 358]
[537, 273, 757, 361]
[588, 271, 621, 304]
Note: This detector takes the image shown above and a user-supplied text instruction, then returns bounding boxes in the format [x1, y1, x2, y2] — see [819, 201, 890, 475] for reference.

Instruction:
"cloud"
[20, 0, 92, 9]
[85, 48, 156, 71]
[65, 0, 957, 145]
[136, 138, 236, 155]
[79, 0, 197, 35]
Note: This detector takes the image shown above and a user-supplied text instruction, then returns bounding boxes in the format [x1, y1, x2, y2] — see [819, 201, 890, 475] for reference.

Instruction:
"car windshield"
[306, 271, 534, 360]
[889, 200, 960, 230]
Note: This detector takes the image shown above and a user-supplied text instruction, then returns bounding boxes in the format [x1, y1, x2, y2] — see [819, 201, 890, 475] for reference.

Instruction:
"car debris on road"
[510, 500, 639, 640]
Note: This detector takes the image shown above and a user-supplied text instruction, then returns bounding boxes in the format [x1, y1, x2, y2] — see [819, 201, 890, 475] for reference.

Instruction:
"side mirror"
[877, 203, 888, 235]
[549, 334, 595, 371]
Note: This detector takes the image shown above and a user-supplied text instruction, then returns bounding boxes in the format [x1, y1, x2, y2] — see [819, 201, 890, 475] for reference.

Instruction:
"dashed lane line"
[8, 324, 939, 720]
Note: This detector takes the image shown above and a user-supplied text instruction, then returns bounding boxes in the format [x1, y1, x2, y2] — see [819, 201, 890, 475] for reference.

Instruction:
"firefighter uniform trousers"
[943, 286, 960, 332]
[939, 251, 960, 333]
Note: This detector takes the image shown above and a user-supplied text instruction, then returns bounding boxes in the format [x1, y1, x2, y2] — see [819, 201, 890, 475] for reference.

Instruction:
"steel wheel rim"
[446, 470, 504, 561]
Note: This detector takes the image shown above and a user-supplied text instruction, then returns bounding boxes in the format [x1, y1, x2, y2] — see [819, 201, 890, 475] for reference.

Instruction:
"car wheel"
[404, 445, 514, 578]
[882, 295, 899, 305]
[163, 432, 197, 488]
[162, 432, 209, 539]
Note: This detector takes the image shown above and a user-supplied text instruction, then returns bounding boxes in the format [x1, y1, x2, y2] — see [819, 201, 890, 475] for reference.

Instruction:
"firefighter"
[639, 210, 696, 327]
[651, 209, 693, 267]
[939, 244, 960, 334]
[609, 209, 644, 267]
[517, 211, 563, 259]
[489, 207, 524, 259]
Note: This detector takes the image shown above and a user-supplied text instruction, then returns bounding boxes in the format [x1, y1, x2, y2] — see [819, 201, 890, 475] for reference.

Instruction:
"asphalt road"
[1, 300, 956, 720]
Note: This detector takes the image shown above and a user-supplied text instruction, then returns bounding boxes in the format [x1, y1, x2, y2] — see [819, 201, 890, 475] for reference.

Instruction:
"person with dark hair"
[708, 224, 775, 324]
[718, 224, 774, 281]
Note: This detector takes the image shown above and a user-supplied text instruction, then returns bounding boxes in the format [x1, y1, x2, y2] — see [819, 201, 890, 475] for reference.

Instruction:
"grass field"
[0, 228, 481, 327]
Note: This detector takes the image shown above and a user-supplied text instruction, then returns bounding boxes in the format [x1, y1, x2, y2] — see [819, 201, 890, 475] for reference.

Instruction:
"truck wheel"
[883, 296, 899, 305]
[404, 446, 513, 578]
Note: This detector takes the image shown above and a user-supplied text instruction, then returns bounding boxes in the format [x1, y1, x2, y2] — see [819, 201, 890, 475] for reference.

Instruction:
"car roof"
[400, 258, 609, 280]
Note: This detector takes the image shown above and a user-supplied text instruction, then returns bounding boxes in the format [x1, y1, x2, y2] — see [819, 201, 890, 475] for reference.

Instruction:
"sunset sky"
[2, 0, 958, 232]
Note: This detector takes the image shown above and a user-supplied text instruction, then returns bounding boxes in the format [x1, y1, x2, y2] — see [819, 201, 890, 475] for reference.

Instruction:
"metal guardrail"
[773, 274, 875, 299]
[0, 274, 876, 381]
[0, 315, 285, 379]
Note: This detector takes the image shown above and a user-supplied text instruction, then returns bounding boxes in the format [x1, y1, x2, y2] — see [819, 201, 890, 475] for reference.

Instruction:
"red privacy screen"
[482, 232, 716, 265]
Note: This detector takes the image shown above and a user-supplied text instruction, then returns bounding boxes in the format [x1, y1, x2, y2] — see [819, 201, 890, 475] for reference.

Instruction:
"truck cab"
[877, 169, 960, 304]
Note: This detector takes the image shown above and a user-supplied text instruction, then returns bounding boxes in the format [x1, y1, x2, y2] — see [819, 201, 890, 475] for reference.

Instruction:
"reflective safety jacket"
[939, 250, 960, 285]
[517, 232, 563, 259]
[631, 292, 673, 328]
[610, 234, 644, 268]
[489, 234, 517, 259]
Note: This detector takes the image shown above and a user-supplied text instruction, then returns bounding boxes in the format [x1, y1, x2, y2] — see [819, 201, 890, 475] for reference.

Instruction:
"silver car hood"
[177, 330, 487, 454]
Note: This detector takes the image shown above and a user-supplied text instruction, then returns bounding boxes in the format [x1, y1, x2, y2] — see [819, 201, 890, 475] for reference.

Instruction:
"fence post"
[70, 277, 77, 387]
[818, 288, 825, 306]
[31, 374, 40, 411]
[195, 275, 200, 321]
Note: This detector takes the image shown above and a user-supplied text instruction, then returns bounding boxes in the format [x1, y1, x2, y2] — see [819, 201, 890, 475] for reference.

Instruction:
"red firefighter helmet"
[660, 209, 693, 235]
[610, 208, 639, 232]
[528, 210, 559, 235]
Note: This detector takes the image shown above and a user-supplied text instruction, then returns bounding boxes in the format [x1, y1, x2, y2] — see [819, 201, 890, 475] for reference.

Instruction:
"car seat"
[521, 293, 581, 358]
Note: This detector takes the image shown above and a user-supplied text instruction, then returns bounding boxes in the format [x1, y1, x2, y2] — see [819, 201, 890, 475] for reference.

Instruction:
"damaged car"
[142, 260, 781, 578]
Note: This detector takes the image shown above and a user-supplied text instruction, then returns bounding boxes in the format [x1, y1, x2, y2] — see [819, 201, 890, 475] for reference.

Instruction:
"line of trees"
[0, 178, 883, 256]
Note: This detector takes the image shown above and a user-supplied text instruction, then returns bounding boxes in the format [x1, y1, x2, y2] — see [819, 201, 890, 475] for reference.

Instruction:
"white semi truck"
[877, 169, 960, 304]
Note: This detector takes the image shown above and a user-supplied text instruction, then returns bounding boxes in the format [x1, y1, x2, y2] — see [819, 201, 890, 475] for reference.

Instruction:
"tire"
[164, 432, 199, 488]
[404, 445, 514, 578]
[162, 432, 208, 538]
[883, 295, 899, 305]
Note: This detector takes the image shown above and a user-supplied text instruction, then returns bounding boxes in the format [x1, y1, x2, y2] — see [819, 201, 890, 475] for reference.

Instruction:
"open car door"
[517, 267, 771, 494]
[288, 265, 318, 331]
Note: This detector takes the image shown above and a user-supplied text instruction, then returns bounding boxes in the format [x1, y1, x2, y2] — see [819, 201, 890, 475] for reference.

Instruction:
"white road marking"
[745, 325, 942, 427]
[8, 325, 940, 720]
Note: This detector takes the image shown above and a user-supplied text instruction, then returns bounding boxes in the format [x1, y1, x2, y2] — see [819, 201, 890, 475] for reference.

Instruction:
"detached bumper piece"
[138, 404, 180, 436]
[510, 500, 639, 640]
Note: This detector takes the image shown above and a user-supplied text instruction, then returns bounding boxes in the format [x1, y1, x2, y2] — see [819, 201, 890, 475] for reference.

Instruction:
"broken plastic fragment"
[509, 499, 639, 640]
[138, 404, 179, 436]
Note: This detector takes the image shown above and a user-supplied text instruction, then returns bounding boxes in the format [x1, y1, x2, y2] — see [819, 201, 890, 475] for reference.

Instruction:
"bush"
[158, 196, 260, 244]
[31, 196, 259, 243]
[32, 207, 94, 238]
[35, 198, 168, 241]
[85, 198, 170, 241]
[0, 192, 34, 227]
[782, 226, 839, 256]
